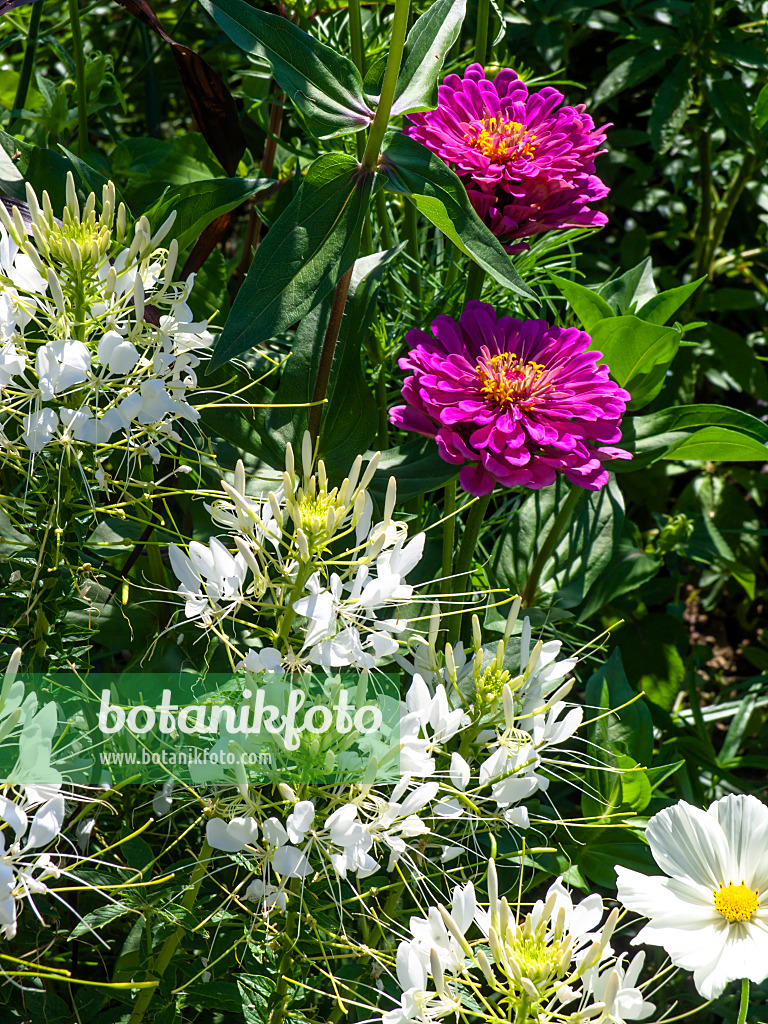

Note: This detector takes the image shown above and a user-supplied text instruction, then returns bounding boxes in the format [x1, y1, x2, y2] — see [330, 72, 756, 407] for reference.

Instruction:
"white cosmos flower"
[616, 793, 768, 999]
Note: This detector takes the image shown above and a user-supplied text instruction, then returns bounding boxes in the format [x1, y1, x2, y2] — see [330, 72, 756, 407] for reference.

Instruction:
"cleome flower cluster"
[0, 173, 213, 472]
[406, 63, 610, 251]
[384, 859, 654, 1023]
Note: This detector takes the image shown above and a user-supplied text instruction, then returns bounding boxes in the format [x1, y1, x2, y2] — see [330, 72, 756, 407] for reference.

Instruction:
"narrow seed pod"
[521, 978, 539, 1000]
[164, 238, 179, 283]
[11, 205, 26, 241]
[301, 431, 312, 482]
[116, 202, 126, 241]
[69, 237, 82, 270]
[83, 190, 96, 220]
[149, 210, 177, 250]
[21, 241, 46, 278]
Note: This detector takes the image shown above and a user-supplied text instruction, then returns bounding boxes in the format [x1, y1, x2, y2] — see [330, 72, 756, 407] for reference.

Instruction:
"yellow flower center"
[713, 881, 759, 922]
[296, 491, 337, 534]
[476, 350, 547, 408]
[464, 116, 537, 162]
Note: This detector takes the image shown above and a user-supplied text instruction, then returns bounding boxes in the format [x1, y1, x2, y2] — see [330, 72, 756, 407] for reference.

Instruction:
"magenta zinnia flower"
[389, 302, 631, 496]
[406, 64, 610, 250]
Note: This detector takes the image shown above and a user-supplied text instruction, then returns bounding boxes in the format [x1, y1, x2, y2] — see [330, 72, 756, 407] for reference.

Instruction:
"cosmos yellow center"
[713, 881, 759, 922]
[465, 116, 537, 162]
[476, 351, 546, 407]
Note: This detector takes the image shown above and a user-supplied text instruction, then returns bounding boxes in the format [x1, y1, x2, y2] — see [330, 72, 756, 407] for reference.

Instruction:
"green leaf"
[618, 404, 768, 471]
[147, 177, 274, 250]
[578, 533, 662, 619]
[705, 75, 753, 144]
[649, 57, 693, 153]
[592, 48, 672, 106]
[369, 438, 458, 504]
[0, 129, 79, 210]
[58, 145, 128, 209]
[265, 246, 404, 479]
[488, 476, 625, 611]
[578, 827, 656, 887]
[548, 273, 613, 331]
[614, 614, 688, 711]
[755, 83, 768, 130]
[664, 426, 768, 462]
[596, 257, 656, 314]
[381, 133, 535, 300]
[712, 39, 768, 70]
[588, 316, 680, 409]
[210, 153, 374, 368]
[200, 0, 372, 138]
[70, 902, 133, 938]
[582, 649, 654, 820]
[391, 0, 467, 116]
[635, 277, 705, 325]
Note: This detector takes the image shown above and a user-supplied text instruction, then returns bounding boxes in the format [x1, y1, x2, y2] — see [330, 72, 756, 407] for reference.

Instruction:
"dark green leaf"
[265, 246, 404, 479]
[614, 614, 688, 711]
[705, 75, 753, 144]
[488, 476, 624, 611]
[649, 58, 693, 153]
[382, 133, 535, 299]
[578, 827, 656, 887]
[592, 48, 672, 106]
[201, 0, 373, 138]
[370, 438, 458, 504]
[712, 39, 768, 69]
[588, 316, 680, 409]
[210, 153, 374, 368]
[147, 177, 273, 250]
[756, 83, 768, 130]
[578, 533, 662, 619]
[391, 0, 467, 116]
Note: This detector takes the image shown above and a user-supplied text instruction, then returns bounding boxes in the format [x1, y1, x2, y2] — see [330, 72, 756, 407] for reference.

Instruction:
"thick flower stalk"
[390, 301, 631, 495]
[382, 859, 652, 1023]
[0, 173, 212, 471]
[406, 63, 609, 251]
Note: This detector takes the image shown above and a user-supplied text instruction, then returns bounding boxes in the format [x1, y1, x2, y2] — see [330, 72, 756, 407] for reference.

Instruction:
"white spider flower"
[0, 786, 65, 939]
[616, 793, 768, 999]
[0, 175, 213, 472]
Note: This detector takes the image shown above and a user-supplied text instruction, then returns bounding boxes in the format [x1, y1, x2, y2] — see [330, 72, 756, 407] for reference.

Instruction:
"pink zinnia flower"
[389, 302, 631, 496]
[406, 64, 610, 251]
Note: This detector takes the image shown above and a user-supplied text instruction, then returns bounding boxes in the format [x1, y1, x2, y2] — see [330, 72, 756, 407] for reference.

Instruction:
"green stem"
[706, 151, 757, 277]
[404, 199, 420, 300]
[349, 0, 365, 75]
[692, 128, 712, 280]
[513, 994, 530, 1024]
[308, 266, 354, 444]
[362, 0, 411, 170]
[376, 360, 390, 449]
[448, 493, 493, 645]
[464, 261, 486, 304]
[375, 190, 393, 249]
[521, 484, 583, 607]
[127, 841, 212, 1024]
[736, 977, 749, 1024]
[473, 0, 490, 64]
[9, 1, 43, 128]
[68, 0, 88, 153]
[440, 478, 457, 595]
